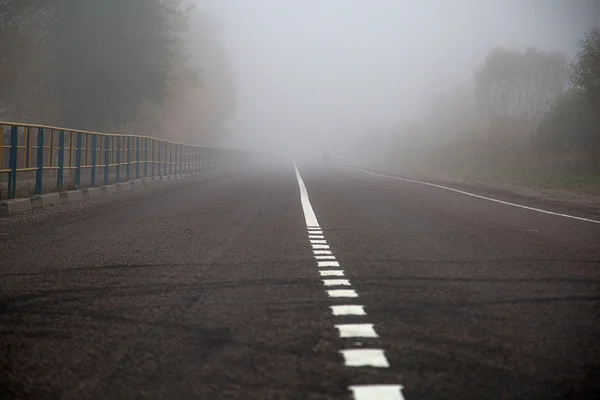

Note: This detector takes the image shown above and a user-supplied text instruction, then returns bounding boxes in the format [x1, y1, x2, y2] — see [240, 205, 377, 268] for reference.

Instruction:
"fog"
[197, 0, 598, 162]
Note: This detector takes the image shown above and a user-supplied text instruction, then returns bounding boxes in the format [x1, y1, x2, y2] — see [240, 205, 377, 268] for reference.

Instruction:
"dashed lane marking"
[335, 324, 379, 338]
[331, 305, 366, 316]
[327, 289, 359, 298]
[317, 261, 340, 267]
[294, 164, 405, 400]
[340, 349, 390, 367]
[320, 270, 345, 276]
[323, 279, 351, 286]
[315, 255, 337, 260]
[349, 385, 405, 400]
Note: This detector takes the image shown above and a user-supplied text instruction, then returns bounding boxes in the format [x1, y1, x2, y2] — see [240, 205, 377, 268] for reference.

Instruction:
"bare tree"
[474, 46, 570, 129]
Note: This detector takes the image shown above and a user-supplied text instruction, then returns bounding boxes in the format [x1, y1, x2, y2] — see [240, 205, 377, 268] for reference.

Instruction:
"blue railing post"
[35, 128, 44, 194]
[91, 135, 97, 186]
[57, 130, 65, 189]
[136, 137, 141, 179]
[126, 137, 131, 180]
[169, 143, 173, 175]
[48, 130, 54, 167]
[7, 126, 19, 199]
[75, 132, 82, 187]
[163, 142, 167, 176]
[144, 138, 149, 177]
[116, 137, 121, 183]
[25, 128, 31, 168]
[157, 141, 161, 176]
[104, 136, 110, 185]
[151, 140, 155, 177]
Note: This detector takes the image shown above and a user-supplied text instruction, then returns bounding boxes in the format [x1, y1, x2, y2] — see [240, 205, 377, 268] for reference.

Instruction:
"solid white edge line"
[356, 168, 600, 224]
[349, 385, 405, 400]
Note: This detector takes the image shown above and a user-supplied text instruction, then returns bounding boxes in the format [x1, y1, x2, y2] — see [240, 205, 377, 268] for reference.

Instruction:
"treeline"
[0, 0, 236, 144]
[386, 26, 600, 186]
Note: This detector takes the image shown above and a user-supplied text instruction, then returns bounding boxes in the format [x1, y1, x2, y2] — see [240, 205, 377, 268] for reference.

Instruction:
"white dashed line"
[320, 270, 345, 277]
[317, 261, 340, 267]
[335, 324, 378, 338]
[349, 385, 405, 400]
[294, 164, 405, 399]
[331, 305, 366, 316]
[357, 168, 600, 224]
[327, 289, 359, 298]
[340, 349, 390, 367]
[323, 279, 351, 286]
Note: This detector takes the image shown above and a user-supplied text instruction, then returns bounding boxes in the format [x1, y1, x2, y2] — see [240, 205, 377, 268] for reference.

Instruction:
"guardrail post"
[57, 130, 65, 189]
[157, 141, 162, 176]
[151, 140, 155, 177]
[75, 132, 82, 187]
[178, 144, 182, 174]
[136, 137, 141, 179]
[126, 137, 131, 180]
[169, 143, 173, 175]
[144, 138, 149, 177]
[116, 136, 121, 183]
[35, 128, 44, 194]
[7, 126, 18, 199]
[91, 135, 97, 186]
[25, 127, 32, 169]
[163, 142, 167, 176]
[48, 129, 54, 167]
[104, 136, 110, 185]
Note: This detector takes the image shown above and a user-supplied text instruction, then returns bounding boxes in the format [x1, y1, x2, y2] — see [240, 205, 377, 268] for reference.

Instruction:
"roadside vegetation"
[385, 27, 600, 194]
[0, 0, 236, 145]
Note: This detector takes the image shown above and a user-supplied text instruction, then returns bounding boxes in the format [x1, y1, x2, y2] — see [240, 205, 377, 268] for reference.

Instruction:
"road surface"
[1, 161, 599, 399]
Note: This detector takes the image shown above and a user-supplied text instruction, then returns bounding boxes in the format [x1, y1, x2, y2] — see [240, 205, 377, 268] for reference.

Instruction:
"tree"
[45, 0, 172, 131]
[534, 89, 599, 153]
[572, 26, 600, 108]
[474, 47, 570, 128]
[0, 0, 59, 120]
[0, 0, 238, 145]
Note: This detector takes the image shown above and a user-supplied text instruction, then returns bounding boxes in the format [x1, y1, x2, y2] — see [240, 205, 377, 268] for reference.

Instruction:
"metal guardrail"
[0, 122, 235, 199]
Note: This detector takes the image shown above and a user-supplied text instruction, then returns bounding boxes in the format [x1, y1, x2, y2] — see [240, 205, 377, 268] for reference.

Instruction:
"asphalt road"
[1, 161, 599, 399]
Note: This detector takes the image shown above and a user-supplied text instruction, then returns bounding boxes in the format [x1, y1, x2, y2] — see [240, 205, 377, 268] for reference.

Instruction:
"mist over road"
[1, 161, 599, 399]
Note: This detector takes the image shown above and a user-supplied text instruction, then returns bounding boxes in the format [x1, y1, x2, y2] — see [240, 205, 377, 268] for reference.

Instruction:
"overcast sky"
[196, 0, 599, 154]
